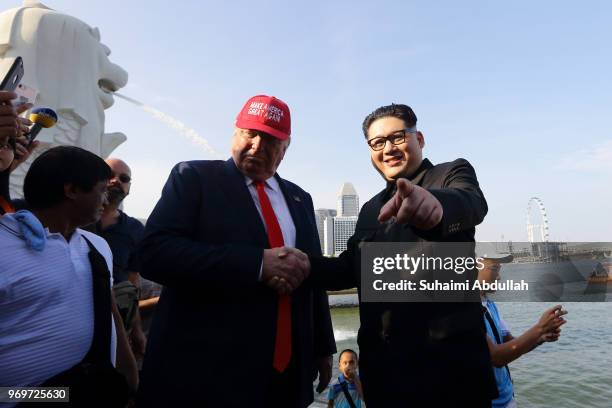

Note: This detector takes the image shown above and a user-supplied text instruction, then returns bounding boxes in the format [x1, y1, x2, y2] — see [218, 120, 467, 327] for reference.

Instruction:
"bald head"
[105, 158, 131, 176]
[105, 157, 131, 207]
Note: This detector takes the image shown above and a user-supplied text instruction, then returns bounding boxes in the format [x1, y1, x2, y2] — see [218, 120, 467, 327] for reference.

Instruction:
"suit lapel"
[221, 159, 269, 247]
[275, 174, 307, 250]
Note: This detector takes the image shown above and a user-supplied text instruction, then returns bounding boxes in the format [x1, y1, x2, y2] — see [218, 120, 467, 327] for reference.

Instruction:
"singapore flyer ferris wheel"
[526, 197, 549, 242]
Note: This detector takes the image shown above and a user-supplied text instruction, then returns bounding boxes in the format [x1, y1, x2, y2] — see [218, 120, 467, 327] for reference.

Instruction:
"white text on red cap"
[247, 102, 284, 123]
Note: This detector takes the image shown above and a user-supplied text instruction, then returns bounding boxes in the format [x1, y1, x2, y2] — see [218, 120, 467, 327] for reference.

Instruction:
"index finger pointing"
[396, 178, 415, 199]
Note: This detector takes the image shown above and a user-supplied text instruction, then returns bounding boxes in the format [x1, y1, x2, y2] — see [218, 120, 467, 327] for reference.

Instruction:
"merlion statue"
[0, 0, 128, 198]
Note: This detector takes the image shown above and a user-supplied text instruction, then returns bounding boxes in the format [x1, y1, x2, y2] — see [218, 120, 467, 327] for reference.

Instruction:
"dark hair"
[338, 348, 358, 362]
[24, 146, 111, 209]
[362, 104, 417, 138]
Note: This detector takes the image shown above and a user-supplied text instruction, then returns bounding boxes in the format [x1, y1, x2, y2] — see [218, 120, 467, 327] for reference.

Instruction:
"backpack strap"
[81, 235, 113, 364]
[483, 305, 513, 383]
[339, 377, 358, 408]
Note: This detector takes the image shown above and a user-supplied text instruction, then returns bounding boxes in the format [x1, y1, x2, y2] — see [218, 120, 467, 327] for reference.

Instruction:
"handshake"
[262, 247, 311, 295]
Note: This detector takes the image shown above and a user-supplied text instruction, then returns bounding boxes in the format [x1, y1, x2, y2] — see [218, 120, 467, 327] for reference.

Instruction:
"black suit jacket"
[310, 158, 498, 406]
[137, 159, 336, 408]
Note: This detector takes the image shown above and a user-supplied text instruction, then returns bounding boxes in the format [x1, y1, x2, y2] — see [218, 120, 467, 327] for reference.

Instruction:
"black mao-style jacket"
[311, 158, 499, 407]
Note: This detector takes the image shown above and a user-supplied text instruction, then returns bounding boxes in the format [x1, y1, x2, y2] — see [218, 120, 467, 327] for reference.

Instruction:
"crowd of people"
[0, 90, 568, 408]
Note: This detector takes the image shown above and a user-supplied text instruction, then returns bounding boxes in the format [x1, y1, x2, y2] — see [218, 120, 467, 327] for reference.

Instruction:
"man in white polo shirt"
[0, 146, 137, 407]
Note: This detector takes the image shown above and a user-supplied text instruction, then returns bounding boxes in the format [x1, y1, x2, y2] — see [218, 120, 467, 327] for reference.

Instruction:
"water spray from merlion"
[114, 93, 221, 158]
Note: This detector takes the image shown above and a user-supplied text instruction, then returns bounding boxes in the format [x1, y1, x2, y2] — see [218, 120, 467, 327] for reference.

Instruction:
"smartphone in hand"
[0, 57, 24, 92]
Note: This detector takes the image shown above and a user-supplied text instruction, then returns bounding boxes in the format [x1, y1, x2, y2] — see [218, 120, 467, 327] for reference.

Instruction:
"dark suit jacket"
[310, 158, 498, 406]
[137, 159, 336, 408]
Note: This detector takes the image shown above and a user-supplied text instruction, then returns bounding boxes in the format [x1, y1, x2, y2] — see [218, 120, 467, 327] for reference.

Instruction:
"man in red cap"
[137, 95, 336, 408]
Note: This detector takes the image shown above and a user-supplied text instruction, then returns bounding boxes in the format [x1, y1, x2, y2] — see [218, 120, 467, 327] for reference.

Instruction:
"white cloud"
[560, 139, 612, 171]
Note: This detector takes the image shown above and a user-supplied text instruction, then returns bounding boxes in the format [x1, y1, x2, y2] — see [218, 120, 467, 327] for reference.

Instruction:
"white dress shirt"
[244, 176, 297, 279]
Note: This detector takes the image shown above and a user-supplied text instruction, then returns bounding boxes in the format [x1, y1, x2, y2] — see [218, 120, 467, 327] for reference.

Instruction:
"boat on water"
[588, 256, 612, 283]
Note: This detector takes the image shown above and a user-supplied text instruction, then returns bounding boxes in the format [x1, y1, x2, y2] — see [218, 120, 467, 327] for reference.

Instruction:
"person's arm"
[139, 296, 159, 313]
[122, 267, 147, 357]
[140, 162, 303, 290]
[0, 101, 31, 204]
[379, 159, 488, 238]
[9, 104, 38, 173]
[486, 333, 536, 368]
[418, 158, 488, 239]
[314, 355, 333, 393]
[327, 400, 335, 408]
[0, 91, 18, 147]
[111, 295, 138, 392]
[302, 193, 337, 389]
[9, 137, 38, 172]
[312, 284, 335, 393]
[309, 246, 357, 291]
[308, 206, 367, 291]
[128, 307, 147, 358]
[127, 271, 140, 289]
[507, 327, 562, 353]
[312, 287, 336, 356]
[354, 375, 364, 400]
[344, 368, 364, 400]
[487, 305, 567, 367]
[504, 333, 542, 353]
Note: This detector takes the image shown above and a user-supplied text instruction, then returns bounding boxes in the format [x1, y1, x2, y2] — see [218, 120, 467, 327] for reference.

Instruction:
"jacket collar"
[222, 159, 269, 245]
[383, 158, 433, 201]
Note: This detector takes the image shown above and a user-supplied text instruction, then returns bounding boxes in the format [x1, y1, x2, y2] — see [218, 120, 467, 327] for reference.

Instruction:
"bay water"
[310, 299, 611, 407]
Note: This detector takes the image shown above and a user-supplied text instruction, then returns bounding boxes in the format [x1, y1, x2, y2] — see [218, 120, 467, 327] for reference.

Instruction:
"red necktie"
[255, 181, 292, 372]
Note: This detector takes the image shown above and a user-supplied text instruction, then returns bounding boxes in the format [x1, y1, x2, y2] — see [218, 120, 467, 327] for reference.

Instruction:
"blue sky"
[11, 0, 612, 241]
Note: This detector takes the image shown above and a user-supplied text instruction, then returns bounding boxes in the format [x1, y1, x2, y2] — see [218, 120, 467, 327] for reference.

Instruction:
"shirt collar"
[244, 175, 281, 194]
[383, 158, 433, 200]
[96, 209, 126, 232]
[0, 212, 84, 247]
[338, 373, 359, 384]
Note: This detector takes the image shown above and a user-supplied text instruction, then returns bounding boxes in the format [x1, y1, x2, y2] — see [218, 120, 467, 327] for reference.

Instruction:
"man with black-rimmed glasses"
[304, 103, 498, 406]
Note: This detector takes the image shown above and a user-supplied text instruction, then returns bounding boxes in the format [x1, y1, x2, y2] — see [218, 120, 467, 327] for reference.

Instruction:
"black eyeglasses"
[366, 128, 416, 151]
[112, 173, 131, 183]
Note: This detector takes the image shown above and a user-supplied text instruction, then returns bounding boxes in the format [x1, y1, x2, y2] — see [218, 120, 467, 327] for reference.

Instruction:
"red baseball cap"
[235, 95, 291, 140]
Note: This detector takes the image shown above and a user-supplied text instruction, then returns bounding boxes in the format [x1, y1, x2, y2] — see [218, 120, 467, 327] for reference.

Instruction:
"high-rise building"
[315, 183, 360, 256]
[333, 216, 358, 256]
[315, 208, 336, 253]
[337, 182, 359, 217]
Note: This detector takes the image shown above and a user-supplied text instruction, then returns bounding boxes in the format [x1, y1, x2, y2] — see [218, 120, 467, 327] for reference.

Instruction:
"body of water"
[310, 299, 611, 407]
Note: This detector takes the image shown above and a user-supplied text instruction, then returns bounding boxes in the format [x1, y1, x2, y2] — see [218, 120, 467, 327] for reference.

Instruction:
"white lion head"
[0, 0, 128, 197]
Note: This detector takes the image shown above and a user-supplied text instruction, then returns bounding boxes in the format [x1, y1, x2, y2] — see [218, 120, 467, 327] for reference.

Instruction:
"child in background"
[327, 349, 364, 408]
